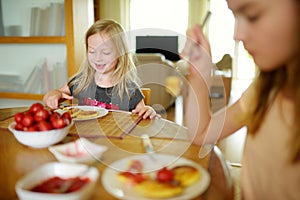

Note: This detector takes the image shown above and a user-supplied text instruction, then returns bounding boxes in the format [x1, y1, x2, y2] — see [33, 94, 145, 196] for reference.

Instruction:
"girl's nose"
[233, 19, 247, 42]
[95, 51, 102, 61]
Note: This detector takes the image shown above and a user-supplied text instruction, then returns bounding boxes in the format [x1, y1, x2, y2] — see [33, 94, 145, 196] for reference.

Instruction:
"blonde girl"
[44, 19, 156, 119]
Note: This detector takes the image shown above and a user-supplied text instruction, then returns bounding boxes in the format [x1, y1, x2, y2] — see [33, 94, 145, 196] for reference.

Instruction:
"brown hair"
[247, 2, 300, 163]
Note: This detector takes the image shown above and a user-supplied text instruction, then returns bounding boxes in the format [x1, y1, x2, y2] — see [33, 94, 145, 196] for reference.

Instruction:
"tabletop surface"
[0, 107, 234, 200]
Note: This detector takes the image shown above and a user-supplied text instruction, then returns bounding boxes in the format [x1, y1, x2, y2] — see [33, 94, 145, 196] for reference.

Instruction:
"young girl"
[183, 0, 300, 199]
[43, 19, 157, 119]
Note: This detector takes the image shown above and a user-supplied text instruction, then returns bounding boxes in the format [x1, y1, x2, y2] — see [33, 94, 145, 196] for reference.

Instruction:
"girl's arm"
[184, 24, 246, 146]
[189, 98, 246, 146]
[43, 83, 73, 109]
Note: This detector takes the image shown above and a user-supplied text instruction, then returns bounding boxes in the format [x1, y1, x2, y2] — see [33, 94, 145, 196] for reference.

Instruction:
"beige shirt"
[240, 83, 300, 200]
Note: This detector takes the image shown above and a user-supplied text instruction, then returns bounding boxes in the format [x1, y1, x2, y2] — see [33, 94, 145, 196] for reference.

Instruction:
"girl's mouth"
[95, 63, 106, 70]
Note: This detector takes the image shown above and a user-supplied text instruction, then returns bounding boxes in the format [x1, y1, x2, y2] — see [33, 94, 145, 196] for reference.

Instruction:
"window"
[209, 0, 235, 63]
[130, 0, 255, 84]
[209, 0, 255, 84]
[130, 0, 188, 52]
[130, 0, 188, 34]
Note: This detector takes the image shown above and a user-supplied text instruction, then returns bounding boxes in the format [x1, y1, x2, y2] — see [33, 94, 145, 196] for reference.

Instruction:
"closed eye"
[247, 14, 260, 22]
[103, 52, 111, 55]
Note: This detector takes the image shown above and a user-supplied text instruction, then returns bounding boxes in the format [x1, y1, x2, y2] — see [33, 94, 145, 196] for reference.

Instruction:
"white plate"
[101, 154, 210, 200]
[56, 106, 108, 121]
[48, 138, 108, 164]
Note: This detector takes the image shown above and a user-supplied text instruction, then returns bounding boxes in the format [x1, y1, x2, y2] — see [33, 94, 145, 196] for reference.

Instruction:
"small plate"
[49, 138, 107, 164]
[56, 106, 108, 121]
[102, 154, 210, 200]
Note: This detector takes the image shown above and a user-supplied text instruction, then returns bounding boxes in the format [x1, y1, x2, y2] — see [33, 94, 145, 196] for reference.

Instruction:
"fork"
[141, 134, 157, 161]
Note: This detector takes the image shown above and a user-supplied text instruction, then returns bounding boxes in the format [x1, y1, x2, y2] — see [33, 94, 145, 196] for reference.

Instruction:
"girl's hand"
[181, 24, 213, 84]
[132, 101, 160, 119]
[43, 89, 73, 109]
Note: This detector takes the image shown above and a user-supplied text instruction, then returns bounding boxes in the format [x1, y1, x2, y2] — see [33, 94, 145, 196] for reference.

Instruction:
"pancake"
[67, 108, 81, 117]
[117, 171, 150, 185]
[75, 110, 99, 119]
[116, 163, 200, 198]
[66, 108, 99, 119]
[172, 165, 201, 187]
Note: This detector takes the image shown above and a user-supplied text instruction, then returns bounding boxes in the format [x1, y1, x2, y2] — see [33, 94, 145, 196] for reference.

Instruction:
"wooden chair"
[208, 146, 235, 199]
[215, 54, 233, 105]
[135, 53, 177, 109]
[210, 54, 233, 112]
[141, 88, 151, 105]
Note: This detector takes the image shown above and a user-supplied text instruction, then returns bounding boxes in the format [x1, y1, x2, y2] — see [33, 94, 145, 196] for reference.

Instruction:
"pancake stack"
[117, 163, 201, 198]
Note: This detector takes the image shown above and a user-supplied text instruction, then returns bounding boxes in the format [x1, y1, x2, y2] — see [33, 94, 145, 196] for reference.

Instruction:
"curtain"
[99, 0, 130, 30]
[73, 0, 95, 70]
[188, 0, 210, 32]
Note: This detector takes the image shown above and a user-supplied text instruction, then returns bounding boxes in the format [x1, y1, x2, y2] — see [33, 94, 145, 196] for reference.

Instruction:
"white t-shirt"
[240, 83, 300, 200]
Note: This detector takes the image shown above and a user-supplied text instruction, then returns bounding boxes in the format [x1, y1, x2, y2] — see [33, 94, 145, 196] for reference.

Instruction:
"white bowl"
[49, 138, 107, 164]
[15, 162, 99, 200]
[8, 122, 74, 148]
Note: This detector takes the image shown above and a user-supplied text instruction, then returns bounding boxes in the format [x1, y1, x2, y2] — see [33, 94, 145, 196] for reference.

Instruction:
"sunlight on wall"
[209, 0, 235, 63]
[209, 0, 256, 81]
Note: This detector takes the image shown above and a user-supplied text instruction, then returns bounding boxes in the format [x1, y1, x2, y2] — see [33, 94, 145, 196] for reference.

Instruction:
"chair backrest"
[141, 88, 151, 105]
[216, 54, 232, 71]
[215, 54, 233, 105]
[135, 53, 176, 109]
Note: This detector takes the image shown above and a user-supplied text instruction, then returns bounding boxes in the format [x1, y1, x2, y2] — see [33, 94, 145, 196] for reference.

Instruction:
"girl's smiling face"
[228, 0, 298, 71]
[87, 32, 118, 75]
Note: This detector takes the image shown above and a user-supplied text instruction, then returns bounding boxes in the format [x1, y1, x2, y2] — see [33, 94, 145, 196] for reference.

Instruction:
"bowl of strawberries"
[8, 102, 73, 148]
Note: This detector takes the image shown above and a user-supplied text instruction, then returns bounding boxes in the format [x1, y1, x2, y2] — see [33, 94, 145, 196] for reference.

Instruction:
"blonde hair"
[69, 19, 139, 100]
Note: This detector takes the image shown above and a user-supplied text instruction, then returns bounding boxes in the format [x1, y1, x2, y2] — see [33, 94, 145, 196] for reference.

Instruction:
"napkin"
[49, 138, 107, 164]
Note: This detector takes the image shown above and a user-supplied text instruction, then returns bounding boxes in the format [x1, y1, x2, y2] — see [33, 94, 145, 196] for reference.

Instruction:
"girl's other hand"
[132, 105, 160, 119]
